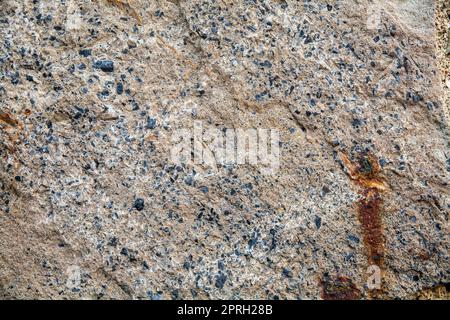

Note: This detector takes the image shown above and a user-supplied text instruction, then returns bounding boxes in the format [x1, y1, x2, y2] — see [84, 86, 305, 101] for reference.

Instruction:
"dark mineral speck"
[116, 82, 124, 95]
[93, 60, 114, 72]
[315, 216, 322, 229]
[146, 117, 157, 129]
[134, 198, 145, 211]
[79, 49, 92, 57]
[215, 273, 227, 289]
[282, 268, 293, 278]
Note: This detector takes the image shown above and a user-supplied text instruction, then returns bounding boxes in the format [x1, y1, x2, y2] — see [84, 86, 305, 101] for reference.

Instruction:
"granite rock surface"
[0, 0, 448, 299]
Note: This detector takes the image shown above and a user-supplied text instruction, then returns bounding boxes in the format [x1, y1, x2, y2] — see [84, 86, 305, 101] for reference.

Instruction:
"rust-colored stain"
[320, 276, 361, 300]
[340, 152, 388, 191]
[358, 189, 384, 265]
[340, 151, 388, 267]
[0, 112, 23, 153]
[0, 113, 18, 127]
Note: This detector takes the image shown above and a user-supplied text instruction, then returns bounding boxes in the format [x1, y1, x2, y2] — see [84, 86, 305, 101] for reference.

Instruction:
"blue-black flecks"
[199, 186, 209, 193]
[108, 237, 118, 246]
[146, 117, 157, 129]
[134, 198, 145, 211]
[116, 82, 124, 95]
[79, 49, 92, 57]
[282, 268, 293, 278]
[93, 60, 114, 72]
[348, 235, 360, 243]
[315, 216, 322, 229]
[215, 272, 227, 289]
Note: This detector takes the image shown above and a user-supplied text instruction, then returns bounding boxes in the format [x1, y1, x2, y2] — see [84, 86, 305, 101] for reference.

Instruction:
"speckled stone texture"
[0, 0, 448, 300]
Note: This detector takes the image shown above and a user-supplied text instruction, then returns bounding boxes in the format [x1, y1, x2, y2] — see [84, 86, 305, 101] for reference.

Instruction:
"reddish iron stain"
[0, 112, 23, 153]
[340, 151, 388, 267]
[0, 113, 18, 127]
[358, 189, 384, 265]
[341, 152, 388, 191]
[321, 276, 361, 300]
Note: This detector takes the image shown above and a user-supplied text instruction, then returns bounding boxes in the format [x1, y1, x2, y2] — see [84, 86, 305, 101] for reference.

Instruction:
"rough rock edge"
[436, 0, 449, 120]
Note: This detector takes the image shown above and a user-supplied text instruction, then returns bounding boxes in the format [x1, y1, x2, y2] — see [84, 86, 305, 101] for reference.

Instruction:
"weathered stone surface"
[0, 0, 448, 299]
